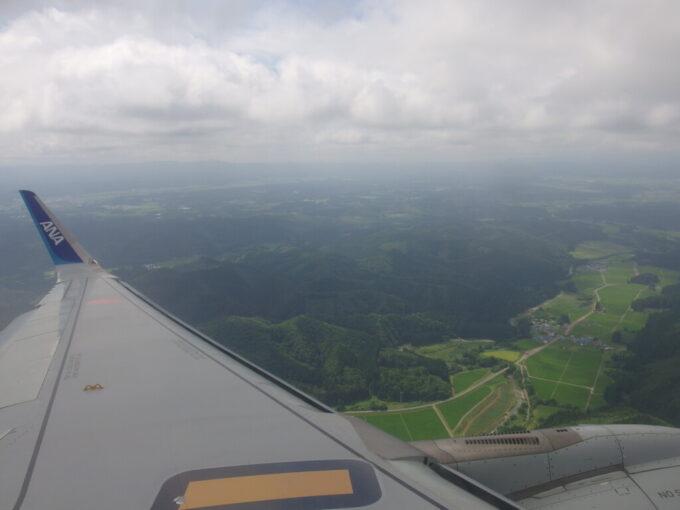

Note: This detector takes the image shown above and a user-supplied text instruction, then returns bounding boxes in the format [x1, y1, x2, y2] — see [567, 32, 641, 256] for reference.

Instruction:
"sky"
[0, 0, 679, 167]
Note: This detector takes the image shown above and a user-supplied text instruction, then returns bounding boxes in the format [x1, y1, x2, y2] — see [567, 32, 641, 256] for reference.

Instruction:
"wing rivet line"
[83, 384, 104, 391]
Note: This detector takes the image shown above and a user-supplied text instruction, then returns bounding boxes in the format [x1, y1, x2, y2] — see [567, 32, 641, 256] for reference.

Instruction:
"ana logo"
[39, 221, 65, 246]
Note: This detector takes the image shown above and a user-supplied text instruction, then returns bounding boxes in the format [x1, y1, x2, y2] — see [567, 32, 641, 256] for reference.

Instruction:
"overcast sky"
[0, 0, 678, 167]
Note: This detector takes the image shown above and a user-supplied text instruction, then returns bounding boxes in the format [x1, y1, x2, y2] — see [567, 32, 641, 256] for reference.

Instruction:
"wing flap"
[0, 330, 60, 409]
[0, 283, 71, 409]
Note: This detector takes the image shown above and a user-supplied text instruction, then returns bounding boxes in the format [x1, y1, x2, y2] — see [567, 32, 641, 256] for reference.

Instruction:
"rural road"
[345, 366, 508, 414]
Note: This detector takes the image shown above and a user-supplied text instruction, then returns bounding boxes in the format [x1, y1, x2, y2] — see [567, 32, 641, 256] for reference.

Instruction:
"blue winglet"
[19, 190, 84, 265]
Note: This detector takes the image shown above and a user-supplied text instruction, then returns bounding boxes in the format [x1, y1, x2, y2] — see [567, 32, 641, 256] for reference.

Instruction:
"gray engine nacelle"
[411, 425, 680, 508]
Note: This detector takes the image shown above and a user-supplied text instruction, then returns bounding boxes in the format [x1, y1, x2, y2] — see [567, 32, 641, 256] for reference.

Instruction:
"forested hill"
[608, 283, 680, 424]
[124, 216, 575, 405]
[200, 315, 451, 406]
[127, 237, 567, 340]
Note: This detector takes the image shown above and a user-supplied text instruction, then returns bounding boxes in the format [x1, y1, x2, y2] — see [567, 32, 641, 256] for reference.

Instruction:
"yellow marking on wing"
[179, 469, 353, 509]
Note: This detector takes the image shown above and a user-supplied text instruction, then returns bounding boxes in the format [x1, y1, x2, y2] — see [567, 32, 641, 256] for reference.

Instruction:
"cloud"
[0, 0, 679, 164]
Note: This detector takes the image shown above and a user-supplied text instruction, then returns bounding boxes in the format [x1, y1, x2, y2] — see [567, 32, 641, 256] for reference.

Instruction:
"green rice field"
[598, 284, 643, 314]
[572, 271, 605, 294]
[437, 386, 492, 429]
[456, 381, 515, 436]
[560, 350, 602, 387]
[552, 384, 590, 408]
[526, 342, 602, 410]
[452, 369, 489, 393]
[541, 293, 592, 320]
[525, 347, 572, 380]
[530, 378, 557, 400]
[358, 408, 449, 441]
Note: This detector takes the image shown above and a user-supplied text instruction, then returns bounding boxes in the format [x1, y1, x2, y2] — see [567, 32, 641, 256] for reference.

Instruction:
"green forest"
[607, 283, 680, 424]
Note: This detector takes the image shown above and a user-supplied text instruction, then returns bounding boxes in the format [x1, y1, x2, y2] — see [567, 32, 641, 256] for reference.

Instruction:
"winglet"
[19, 190, 97, 267]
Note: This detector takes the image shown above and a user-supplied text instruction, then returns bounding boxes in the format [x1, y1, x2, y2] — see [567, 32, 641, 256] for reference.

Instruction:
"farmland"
[454, 380, 515, 436]
[552, 384, 591, 408]
[349, 230, 680, 442]
[525, 346, 572, 381]
[519, 244, 679, 417]
[352, 375, 512, 440]
[561, 349, 602, 387]
[539, 293, 591, 321]
[439, 385, 493, 428]
[359, 408, 449, 441]
[452, 369, 489, 393]
[599, 284, 643, 314]
[351, 250, 678, 441]
[524, 342, 603, 409]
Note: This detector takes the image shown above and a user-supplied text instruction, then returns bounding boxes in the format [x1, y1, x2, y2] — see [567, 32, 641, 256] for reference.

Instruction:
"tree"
[368, 397, 387, 411]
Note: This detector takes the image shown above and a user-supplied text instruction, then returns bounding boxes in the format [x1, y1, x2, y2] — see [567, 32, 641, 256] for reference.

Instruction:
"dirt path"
[565, 271, 610, 334]
[517, 336, 560, 363]
[585, 355, 606, 411]
[550, 351, 574, 398]
[398, 414, 414, 441]
[529, 374, 590, 390]
[593, 284, 610, 305]
[433, 405, 454, 437]
[492, 377, 524, 434]
[612, 287, 645, 332]
[565, 310, 593, 334]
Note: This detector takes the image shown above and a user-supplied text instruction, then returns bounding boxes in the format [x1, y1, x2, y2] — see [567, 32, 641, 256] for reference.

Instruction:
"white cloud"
[0, 0, 679, 165]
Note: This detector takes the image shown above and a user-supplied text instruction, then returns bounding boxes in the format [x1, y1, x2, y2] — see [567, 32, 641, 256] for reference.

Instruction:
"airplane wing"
[1, 191, 519, 509]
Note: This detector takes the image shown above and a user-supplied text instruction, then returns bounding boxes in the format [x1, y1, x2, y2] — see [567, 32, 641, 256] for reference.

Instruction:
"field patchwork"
[598, 284, 643, 314]
[529, 378, 557, 400]
[455, 381, 515, 436]
[358, 408, 449, 441]
[541, 293, 592, 321]
[525, 347, 571, 381]
[560, 349, 602, 387]
[572, 271, 604, 294]
[437, 385, 492, 429]
[603, 262, 635, 284]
